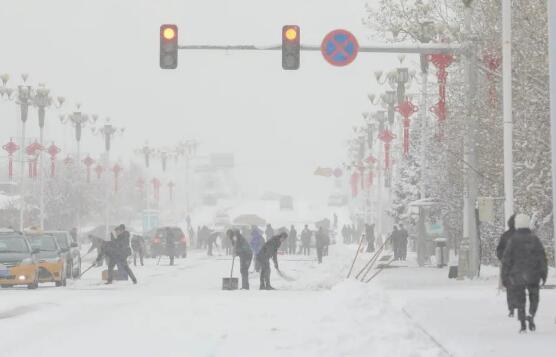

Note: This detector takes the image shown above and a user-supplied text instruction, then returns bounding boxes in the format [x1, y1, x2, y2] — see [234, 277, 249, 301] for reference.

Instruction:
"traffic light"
[282, 25, 300, 70]
[160, 24, 178, 69]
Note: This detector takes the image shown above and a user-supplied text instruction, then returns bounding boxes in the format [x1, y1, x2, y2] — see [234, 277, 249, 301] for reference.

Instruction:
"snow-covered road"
[0, 247, 444, 357]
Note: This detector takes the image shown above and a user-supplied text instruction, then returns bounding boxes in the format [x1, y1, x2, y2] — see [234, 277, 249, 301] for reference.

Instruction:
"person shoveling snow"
[256, 232, 287, 290]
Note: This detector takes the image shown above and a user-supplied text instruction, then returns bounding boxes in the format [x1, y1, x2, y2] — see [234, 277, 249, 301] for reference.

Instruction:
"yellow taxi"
[0, 229, 40, 289]
[26, 231, 67, 287]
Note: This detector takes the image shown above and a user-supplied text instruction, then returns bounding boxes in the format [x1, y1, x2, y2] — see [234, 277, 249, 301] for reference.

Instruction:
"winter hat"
[514, 214, 530, 230]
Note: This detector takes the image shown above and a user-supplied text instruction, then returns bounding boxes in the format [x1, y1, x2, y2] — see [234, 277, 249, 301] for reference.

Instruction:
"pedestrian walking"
[249, 226, 265, 272]
[315, 227, 327, 264]
[390, 226, 401, 260]
[300, 225, 312, 256]
[256, 232, 288, 290]
[265, 224, 275, 241]
[207, 230, 219, 256]
[365, 224, 375, 253]
[399, 224, 409, 261]
[131, 234, 146, 266]
[497, 214, 516, 317]
[228, 229, 253, 290]
[288, 225, 297, 255]
[501, 214, 548, 333]
[164, 227, 177, 265]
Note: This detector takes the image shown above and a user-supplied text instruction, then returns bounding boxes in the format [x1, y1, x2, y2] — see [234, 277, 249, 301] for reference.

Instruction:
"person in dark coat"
[365, 224, 375, 253]
[207, 230, 219, 256]
[502, 214, 548, 332]
[257, 232, 288, 290]
[164, 227, 177, 265]
[300, 225, 312, 256]
[250, 226, 265, 272]
[497, 214, 516, 317]
[315, 227, 327, 264]
[131, 234, 146, 266]
[288, 225, 297, 255]
[390, 226, 401, 260]
[228, 229, 253, 289]
[398, 224, 409, 261]
[98, 225, 137, 284]
[265, 224, 274, 241]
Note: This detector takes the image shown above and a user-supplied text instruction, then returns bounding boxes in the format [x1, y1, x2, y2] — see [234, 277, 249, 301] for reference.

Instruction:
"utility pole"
[502, 0, 514, 222]
[548, 0, 556, 266]
[462, 0, 480, 277]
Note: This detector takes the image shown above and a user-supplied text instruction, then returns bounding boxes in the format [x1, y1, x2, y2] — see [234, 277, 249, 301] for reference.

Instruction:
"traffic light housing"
[160, 24, 178, 69]
[282, 25, 300, 70]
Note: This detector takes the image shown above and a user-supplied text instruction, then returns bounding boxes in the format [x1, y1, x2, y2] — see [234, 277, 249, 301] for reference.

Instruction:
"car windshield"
[0, 236, 29, 253]
[50, 233, 69, 249]
[28, 235, 59, 251]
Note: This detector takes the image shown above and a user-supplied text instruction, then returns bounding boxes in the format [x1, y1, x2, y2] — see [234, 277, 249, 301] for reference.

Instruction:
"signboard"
[321, 29, 359, 67]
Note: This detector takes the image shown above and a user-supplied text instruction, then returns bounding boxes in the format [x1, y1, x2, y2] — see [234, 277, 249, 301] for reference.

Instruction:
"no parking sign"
[321, 29, 359, 66]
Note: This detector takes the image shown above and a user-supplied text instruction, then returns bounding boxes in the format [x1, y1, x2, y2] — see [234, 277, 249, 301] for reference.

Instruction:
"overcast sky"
[0, 0, 405, 202]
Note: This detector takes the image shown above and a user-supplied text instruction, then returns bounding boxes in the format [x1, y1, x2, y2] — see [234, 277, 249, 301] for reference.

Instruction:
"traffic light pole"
[178, 43, 461, 55]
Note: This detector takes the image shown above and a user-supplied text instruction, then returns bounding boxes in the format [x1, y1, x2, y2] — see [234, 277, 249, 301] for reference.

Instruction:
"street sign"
[321, 29, 359, 67]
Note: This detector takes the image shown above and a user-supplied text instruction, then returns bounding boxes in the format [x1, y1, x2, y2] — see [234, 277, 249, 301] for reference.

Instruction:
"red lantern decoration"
[395, 100, 419, 157]
[152, 178, 161, 202]
[82, 156, 95, 183]
[112, 164, 123, 192]
[378, 130, 395, 170]
[482, 51, 501, 105]
[2, 138, 19, 180]
[168, 181, 175, 201]
[63, 156, 73, 167]
[94, 164, 104, 179]
[46, 143, 61, 177]
[350, 171, 360, 197]
[428, 54, 454, 140]
[26, 141, 43, 179]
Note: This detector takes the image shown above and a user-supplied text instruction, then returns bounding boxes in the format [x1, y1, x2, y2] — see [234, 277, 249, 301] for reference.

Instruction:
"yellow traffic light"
[163, 27, 176, 40]
[285, 28, 298, 41]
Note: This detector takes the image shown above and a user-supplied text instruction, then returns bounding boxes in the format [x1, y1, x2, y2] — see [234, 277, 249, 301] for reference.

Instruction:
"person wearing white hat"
[501, 214, 548, 333]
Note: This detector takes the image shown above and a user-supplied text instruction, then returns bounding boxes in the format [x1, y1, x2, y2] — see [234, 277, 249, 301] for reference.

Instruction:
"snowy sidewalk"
[371, 254, 556, 356]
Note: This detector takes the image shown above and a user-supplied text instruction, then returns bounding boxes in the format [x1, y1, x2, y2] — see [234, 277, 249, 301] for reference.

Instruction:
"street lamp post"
[33, 85, 64, 229]
[94, 119, 124, 239]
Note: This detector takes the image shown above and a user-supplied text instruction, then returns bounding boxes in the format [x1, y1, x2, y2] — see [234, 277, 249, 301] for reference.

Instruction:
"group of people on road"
[94, 224, 138, 285]
[497, 213, 548, 333]
[390, 225, 409, 261]
[226, 228, 288, 290]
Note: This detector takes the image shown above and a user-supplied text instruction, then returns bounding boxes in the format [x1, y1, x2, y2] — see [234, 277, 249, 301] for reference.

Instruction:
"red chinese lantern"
[136, 178, 145, 193]
[46, 143, 61, 177]
[26, 141, 44, 179]
[82, 156, 95, 183]
[2, 138, 19, 180]
[428, 54, 454, 140]
[483, 51, 501, 105]
[395, 100, 419, 157]
[94, 164, 104, 179]
[152, 178, 161, 202]
[112, 164, 123, 192]
[350, 171, 360, 198]
[168, 181, 175, 201]
[378, 130, 395, 170]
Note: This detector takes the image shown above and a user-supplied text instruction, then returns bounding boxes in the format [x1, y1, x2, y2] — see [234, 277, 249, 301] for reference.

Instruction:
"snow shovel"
[276, 268, 295, 282]
[79, 263, 96, 279]
[222, 255, 238, 290]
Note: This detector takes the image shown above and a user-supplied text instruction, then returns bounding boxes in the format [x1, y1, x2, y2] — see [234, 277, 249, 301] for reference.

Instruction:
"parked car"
[47, 231, 81, 279]
[0, 229, 40, 289]
[147, 226, 188, 258]
[26, 232, 67, 287]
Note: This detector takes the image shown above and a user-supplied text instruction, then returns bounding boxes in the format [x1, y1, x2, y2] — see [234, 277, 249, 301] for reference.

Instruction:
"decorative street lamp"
[135, 142, 155, 168]
[34, 84, 64, 229]
[60, 105, 96, 166]
[92, 118, 124, 239]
